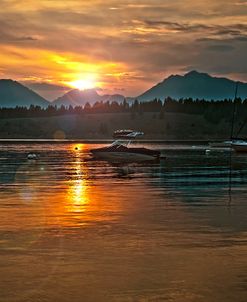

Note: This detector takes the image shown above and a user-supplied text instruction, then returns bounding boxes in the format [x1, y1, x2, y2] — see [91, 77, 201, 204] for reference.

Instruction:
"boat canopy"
[112, 130, 144, 147]
[113, 129, 144, 139]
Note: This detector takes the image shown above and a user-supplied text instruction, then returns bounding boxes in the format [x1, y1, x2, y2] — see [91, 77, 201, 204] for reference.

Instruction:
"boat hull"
[91, 143, 161, 162]
[91, 151, 159, 161]
[232, 144, 247, 152]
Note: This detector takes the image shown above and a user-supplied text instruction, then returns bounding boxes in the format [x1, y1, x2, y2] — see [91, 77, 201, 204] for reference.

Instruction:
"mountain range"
[0, 71, 247, 108]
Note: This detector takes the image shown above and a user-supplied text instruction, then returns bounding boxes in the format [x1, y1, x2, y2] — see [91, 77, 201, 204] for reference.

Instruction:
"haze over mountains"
[53, 89, 125, 107]
[1, 71, 247, 108]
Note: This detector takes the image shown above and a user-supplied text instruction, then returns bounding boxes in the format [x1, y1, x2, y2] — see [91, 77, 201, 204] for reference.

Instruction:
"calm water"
[0, 143, 247, 302]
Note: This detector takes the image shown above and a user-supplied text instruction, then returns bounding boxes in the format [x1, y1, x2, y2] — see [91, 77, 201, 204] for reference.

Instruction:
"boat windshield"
[110, 131, 144, 147]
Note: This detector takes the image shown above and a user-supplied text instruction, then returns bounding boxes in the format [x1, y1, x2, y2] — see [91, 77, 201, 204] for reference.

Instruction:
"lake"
[0, 142, 247, 302]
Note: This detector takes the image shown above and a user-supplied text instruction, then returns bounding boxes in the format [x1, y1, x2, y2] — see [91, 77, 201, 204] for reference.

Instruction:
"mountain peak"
[165, 70, 209, 82]
[0, 79, 49, 108]
[137, 71, 247, 101]
[0, 78, 14, 82]
[184, 70, 209, 77]
[0, 79, 19, 86]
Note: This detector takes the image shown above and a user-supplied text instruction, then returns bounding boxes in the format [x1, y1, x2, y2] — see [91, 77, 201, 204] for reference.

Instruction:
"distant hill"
[0, 79, 50, 108]
[137, 71, 247, 101]
[53, 88, 126, 107]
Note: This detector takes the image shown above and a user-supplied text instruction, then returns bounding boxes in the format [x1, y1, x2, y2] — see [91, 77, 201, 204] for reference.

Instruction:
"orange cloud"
[0, 0, 246, 99]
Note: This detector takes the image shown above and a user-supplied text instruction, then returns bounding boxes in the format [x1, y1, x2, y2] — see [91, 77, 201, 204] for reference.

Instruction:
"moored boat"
[209, 139, 246, 148]
[231, 141, 247, 152]
[91, 131, 161, 162]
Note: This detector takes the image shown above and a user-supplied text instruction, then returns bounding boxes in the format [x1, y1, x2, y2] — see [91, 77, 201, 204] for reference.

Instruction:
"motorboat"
[231, 141, 247, 152]
[209, 138, 247, 152]
[91, 131, 161, 162]
[209, 139, 247, 148]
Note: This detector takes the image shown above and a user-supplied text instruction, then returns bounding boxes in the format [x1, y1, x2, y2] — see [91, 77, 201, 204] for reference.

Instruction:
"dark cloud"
[197, 34, 247, 43]
[143, 20, 212, 32]
[205, 44, 235, 52]
[4, 35, 38, 42]
[143, 20, 247, 38]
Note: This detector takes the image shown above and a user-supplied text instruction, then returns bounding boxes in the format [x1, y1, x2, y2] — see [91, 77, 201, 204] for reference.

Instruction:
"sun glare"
[68, 76, 96, 90]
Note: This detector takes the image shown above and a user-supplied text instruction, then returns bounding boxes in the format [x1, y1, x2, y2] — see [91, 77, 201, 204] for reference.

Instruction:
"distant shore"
[0, 138, 214, 144]
[0, 112, 246, 141]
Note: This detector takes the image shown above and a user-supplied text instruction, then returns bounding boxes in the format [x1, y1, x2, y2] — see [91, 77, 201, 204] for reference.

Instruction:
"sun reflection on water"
[66, 144, 90, 214]
[67, 176, 89, 213]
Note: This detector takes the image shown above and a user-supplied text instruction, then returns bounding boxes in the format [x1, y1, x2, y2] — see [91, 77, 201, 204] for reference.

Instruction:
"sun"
[68, 76, 96, 90]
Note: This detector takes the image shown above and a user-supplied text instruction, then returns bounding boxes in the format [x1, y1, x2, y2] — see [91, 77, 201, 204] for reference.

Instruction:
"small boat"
[209, 139, 246, 148]
[231, 141, 247, 152]
[91, 131, 161, 162]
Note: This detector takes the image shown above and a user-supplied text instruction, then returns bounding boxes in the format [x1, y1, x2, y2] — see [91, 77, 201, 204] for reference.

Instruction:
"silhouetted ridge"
[137, 70, 247, 101]
[0, 79, 49, 108]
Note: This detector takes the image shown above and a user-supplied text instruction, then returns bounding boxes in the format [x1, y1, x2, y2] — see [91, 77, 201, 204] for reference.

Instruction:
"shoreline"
[0, 138, 221, 144]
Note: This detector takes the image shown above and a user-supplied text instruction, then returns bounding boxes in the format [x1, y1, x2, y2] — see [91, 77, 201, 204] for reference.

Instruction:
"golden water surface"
[0, 143, 247, 302]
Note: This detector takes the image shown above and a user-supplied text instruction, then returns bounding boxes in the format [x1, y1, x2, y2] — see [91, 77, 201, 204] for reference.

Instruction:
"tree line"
[1, 97, 247, 124]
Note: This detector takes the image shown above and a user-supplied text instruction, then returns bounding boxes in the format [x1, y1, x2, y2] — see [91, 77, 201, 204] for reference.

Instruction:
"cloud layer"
[0, 0, 247, 99]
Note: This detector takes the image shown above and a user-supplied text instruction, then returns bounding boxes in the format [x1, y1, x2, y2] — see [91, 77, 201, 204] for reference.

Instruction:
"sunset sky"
[0, 0, 247, 100]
